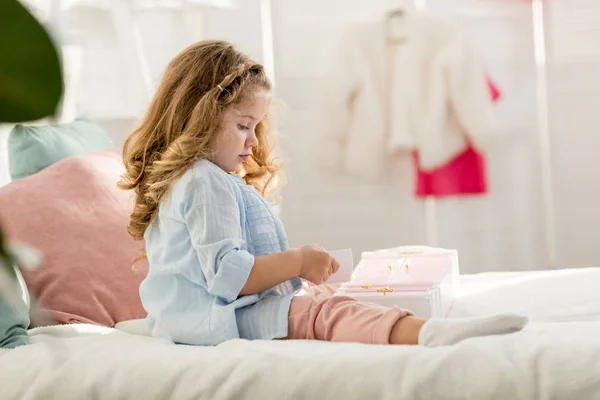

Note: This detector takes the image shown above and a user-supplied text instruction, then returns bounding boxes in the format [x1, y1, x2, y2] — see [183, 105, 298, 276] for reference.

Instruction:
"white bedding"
[451, 267, 600, 322]
[2, 267, 600, 400]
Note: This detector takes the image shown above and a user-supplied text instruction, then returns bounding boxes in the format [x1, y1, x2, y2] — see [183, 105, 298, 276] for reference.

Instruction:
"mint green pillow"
[0, 264, 30, 349]
[8, 117, 113, 180]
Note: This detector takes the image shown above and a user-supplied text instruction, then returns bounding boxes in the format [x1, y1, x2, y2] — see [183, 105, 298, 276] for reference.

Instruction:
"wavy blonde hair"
[118, 40, 280, 241]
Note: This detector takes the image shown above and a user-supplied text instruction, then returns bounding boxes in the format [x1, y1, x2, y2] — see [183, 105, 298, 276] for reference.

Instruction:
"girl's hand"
[297, 244, 340, 285]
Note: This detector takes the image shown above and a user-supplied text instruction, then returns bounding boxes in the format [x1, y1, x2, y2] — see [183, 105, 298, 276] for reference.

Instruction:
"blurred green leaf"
[0, 0, 64, 122]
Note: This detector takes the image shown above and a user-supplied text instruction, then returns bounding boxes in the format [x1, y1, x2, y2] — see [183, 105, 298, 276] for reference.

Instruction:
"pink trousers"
[285, 285, 413, 344]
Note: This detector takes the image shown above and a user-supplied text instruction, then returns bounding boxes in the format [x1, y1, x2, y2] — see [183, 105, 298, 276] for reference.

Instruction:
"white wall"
[545, 1, 600, 270]
[271, 0, 600, 273]
[80, 1, 266, 146]
[203, 0, 266, 65]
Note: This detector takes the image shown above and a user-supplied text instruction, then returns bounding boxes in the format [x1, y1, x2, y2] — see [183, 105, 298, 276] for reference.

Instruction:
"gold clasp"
[376, 287, 394, 295]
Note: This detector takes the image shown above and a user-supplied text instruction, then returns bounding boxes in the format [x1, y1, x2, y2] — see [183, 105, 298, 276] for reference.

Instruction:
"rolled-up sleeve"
[183, 175, 254, 303]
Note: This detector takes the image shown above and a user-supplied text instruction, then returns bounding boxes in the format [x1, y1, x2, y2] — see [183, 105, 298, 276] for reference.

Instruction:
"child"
[119, 40, 527, 347]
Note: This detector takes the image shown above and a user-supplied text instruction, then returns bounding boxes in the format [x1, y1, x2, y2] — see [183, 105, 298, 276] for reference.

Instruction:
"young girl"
[119, 40, 527, 347]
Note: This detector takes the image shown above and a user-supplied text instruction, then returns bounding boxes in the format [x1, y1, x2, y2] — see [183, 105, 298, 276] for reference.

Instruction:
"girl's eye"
[237, 124, 249, 131]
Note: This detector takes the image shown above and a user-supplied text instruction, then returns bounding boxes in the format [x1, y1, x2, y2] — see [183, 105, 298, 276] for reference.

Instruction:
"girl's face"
[213, 89, 271, 172]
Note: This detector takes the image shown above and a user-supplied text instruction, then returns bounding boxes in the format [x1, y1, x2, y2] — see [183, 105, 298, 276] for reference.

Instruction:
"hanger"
[387, 8, 405, 20]
[386, 8, 407, 44]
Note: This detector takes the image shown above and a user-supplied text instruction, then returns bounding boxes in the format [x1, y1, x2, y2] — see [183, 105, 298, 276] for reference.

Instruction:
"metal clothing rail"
[532, 0, 557, 268]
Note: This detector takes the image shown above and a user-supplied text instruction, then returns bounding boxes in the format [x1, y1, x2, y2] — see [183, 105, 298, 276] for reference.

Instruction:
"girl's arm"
[239, 245, 340, 296]
[239, 249, 301, 296]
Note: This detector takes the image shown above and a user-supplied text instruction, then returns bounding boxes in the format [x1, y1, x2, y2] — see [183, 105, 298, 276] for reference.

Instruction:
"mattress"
[1, 267, 600, 400]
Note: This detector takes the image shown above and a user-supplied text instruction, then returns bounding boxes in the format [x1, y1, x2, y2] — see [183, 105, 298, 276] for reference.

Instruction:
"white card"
[323, 248, 354, 284]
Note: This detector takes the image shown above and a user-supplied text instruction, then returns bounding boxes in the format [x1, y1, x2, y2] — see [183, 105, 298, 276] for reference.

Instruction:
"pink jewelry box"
[334, 246, 459, 318]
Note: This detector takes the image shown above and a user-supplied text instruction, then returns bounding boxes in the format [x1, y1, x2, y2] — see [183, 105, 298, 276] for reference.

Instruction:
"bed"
[1, 267, 599, 400]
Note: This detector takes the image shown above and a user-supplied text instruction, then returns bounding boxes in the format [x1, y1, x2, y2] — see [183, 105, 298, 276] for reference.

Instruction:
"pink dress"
[413, 77, 501, 198]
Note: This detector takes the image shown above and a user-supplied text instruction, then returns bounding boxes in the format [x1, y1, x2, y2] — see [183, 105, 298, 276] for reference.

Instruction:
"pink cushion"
[0, 149, 148, 327]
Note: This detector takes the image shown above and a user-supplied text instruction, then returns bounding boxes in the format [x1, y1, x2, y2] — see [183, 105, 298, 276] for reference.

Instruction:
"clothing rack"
[401, 0, 557, 268]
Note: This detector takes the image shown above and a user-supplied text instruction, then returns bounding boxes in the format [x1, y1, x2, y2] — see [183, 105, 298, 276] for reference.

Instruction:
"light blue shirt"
[140, 159, 301, 346]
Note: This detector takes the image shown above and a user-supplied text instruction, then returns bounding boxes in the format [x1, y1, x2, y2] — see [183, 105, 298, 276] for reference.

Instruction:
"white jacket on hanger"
[316, 11, 497, 183]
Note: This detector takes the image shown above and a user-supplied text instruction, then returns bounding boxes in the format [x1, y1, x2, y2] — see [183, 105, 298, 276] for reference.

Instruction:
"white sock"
[418, 314, 528, 347]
